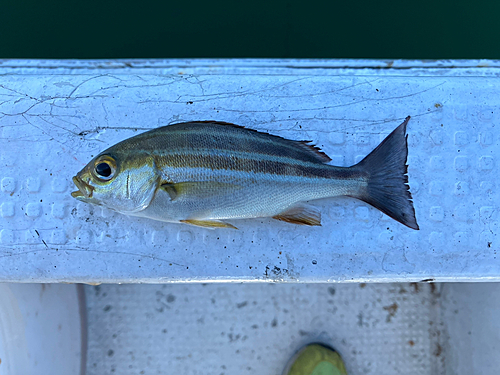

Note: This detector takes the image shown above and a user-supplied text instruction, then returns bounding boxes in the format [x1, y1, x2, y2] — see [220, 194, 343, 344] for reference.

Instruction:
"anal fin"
[180, 219, 238, 229]
[272, 205, 321, 226]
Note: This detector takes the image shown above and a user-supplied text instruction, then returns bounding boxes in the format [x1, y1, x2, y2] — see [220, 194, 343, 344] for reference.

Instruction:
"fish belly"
[136, 172, 362, 223]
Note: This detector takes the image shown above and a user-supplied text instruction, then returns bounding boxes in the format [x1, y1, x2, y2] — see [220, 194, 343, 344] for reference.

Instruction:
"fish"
[71, 117, 419, 230]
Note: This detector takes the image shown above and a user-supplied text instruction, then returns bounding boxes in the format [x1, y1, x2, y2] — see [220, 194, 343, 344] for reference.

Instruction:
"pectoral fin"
[272, 205, 321, 226]
[180, 219, 238, 229]
[160, 181, 242, 201]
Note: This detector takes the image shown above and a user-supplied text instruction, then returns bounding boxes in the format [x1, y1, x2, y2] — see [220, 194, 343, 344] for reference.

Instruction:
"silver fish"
[71, 117, 419, 229]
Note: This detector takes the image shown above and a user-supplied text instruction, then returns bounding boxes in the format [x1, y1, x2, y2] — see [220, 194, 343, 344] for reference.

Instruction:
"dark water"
[1, 0, 498, 59]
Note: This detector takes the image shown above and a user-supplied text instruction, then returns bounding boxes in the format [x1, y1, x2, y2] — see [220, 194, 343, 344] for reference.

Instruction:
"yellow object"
[284, 344, 348, 375]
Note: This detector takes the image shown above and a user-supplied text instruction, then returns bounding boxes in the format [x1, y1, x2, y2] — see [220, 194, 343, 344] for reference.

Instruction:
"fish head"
[71, 151, 159, 214]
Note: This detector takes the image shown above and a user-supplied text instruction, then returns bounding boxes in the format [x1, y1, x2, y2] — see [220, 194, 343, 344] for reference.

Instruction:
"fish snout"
[71, 175, 94, 199]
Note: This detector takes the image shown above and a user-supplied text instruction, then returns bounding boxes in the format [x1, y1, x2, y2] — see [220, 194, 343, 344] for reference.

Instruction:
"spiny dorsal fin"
[297, 141, 332, 163]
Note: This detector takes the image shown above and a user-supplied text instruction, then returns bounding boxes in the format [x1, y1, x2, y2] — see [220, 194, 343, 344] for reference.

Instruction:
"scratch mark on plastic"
[0, 247, 186, 267]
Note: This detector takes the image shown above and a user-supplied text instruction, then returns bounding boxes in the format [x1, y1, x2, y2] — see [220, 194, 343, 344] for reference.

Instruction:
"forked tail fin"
[352, 116, 419, 230]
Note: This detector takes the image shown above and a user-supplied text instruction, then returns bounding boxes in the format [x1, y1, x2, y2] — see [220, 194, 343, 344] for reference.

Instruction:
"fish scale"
[71, 118, 419, 230]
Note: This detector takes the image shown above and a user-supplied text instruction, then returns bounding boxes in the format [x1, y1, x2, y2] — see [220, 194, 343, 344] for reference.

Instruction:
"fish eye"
[96, 162, 112, 177]
[93, 156, 116, 181]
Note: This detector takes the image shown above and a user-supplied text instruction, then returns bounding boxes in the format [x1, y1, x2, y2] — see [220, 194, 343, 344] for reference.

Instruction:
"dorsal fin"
[296, 141, 332, 163]
[192, 121, 332, 164]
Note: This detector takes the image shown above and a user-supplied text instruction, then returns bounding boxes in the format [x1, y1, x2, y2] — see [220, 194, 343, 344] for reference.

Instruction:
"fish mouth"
[71, 176, 94, 199]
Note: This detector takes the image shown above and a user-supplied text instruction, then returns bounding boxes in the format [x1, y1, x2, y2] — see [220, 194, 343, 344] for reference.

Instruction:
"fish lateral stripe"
[154, 150, 362, 180]
[192, 121, 333, 162]
[152, 148, 331, 169]
[116, 121, 332, 164]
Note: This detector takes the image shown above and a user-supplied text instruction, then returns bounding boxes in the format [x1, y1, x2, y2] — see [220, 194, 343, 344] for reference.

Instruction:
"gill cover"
[72, 153, 159, 214]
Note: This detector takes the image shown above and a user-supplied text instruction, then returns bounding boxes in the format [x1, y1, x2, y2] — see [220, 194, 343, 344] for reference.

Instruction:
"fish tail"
[350, 116, 419, 230]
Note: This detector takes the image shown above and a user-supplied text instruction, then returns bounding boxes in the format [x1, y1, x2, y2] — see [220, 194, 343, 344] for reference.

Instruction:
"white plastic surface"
[0, 283, 85, 375]
[0, 59, 499, 283]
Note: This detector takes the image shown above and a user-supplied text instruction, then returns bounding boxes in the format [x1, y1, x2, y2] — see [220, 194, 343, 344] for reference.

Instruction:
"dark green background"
[1, 0, 498, 59]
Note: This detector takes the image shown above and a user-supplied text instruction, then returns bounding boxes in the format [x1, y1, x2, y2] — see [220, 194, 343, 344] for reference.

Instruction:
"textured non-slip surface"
[85, 283, 445, 375]
[1, 59, 499, 282]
